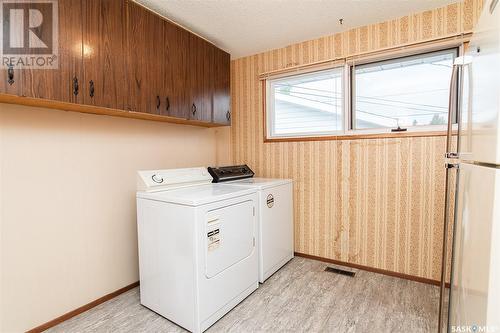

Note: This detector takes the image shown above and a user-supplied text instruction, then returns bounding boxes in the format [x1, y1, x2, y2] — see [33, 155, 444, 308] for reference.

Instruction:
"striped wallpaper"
[230, 0, 484, 281]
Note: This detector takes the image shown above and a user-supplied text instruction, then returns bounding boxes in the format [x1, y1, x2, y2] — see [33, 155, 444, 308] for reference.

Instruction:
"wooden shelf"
[0, 94, 228, 128]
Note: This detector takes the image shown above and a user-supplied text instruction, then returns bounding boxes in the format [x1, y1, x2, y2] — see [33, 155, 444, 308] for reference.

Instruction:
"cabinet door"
[187, 35, 213, 122]
[82, 0, 127, 109]
[213, 48, 230, 125]
[162, 21, 189, 119]
[200, 42, 215, 122]
[125, 1, 164, 114]
[22, 0, 83, 103]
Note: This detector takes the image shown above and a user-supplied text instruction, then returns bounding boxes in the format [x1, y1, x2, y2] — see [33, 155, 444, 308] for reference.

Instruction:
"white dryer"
[136, 167, 259, 333]
[208, 165, 294, 283]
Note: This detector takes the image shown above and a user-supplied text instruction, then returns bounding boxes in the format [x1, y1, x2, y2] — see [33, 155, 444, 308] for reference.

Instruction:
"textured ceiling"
[135, 0, 458, 59]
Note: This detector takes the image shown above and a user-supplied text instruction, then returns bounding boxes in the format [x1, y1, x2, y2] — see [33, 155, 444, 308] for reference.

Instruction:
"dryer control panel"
[137, 167, 212, 192]
[208, 165, 254, 183]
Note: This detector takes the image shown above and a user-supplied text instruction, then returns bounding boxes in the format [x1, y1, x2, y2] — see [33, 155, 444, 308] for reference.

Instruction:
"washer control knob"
[152, 174, 164, 184]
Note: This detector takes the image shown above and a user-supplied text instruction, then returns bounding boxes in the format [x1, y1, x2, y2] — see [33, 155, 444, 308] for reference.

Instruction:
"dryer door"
[205, 200, 255, 278]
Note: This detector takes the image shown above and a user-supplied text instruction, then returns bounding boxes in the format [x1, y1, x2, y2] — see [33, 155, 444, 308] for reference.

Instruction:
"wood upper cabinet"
[213, 48, 231, 125]
[125, 1, 165, 114]
[162, 22, 189, 119]
[0, 0, 231, 127]
[82, 0, 127, 109]
[187, 34, 213, 122]
[21, 0, 83, 104]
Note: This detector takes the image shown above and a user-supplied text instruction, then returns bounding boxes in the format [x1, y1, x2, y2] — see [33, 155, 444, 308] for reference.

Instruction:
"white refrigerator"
[439, 0, 500, 332]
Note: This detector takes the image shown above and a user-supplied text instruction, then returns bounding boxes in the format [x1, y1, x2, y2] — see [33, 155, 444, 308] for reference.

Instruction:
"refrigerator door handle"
[446, 56, 473, 159]
[445, 64, 460, 158]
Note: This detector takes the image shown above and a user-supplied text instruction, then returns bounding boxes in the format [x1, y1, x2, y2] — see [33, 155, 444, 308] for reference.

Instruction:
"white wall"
[0, 104, 223, 332]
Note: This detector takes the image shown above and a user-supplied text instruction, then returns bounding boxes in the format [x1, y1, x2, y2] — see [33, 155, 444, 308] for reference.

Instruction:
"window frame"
[265, 65, 346, 139]
[263, 44, 463, 142]
[348, 47, 460, 135]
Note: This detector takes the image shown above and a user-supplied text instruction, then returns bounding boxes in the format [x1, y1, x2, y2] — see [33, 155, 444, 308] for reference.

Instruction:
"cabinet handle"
[73, 77, 79, 96]
[191, 103, 197, 116]
[156, 95, 160, 109]
[7, 64, 14, 85]
[165, 97, 170, 112]
[89, 80, 95, 98]
[226, 110, 231, 121]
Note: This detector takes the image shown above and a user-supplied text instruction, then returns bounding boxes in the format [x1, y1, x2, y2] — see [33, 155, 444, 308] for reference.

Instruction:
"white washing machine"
[136, 167, 259, 333]
[208, 165, 294, 283]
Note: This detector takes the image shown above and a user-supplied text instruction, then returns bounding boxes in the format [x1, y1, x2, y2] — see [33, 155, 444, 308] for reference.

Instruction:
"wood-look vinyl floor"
[47, 257, 443, 333]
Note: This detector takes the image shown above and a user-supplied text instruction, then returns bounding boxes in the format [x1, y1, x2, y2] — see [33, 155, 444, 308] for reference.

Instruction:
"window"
[265, 46, 459, 140]
[351, 48, 458, 131]
[266, 67, 344, 138]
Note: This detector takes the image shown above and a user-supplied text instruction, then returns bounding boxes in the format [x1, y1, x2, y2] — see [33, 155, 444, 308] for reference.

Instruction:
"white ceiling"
[136, 0, 458, 59]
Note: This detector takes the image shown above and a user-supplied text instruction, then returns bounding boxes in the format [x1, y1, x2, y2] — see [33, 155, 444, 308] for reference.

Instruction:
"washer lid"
[137, 184, 257, 206]
[225, 177, 292, 190]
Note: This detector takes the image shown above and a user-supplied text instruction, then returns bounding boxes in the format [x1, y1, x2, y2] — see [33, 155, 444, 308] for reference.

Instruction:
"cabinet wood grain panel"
[162, 21, 189, 119]
[187, 34, 212, 122]
[213, 47, 230, 124]
[124, 1, 148, 113]
[125, 1, 164, 114]
[201, 42, 215, 122]
[158, 19, 171, 117]
[82, 0, 127, 109]
[146, 9, 165, 116]
[187, 34, 202, 121]
[21, 0, 83, 104]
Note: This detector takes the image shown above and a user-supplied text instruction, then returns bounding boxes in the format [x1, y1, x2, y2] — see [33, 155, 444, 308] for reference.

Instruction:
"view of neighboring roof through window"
[268, 68, 344, 138]
[351, 48, 458, 131]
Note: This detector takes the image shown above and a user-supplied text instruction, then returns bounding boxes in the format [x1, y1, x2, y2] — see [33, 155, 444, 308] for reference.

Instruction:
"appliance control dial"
[151, 174, 164, 184]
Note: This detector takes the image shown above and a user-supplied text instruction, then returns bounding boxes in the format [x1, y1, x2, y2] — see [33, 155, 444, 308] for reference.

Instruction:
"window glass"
[351, 49, 457, 130]
[268, 67, 343, 137]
